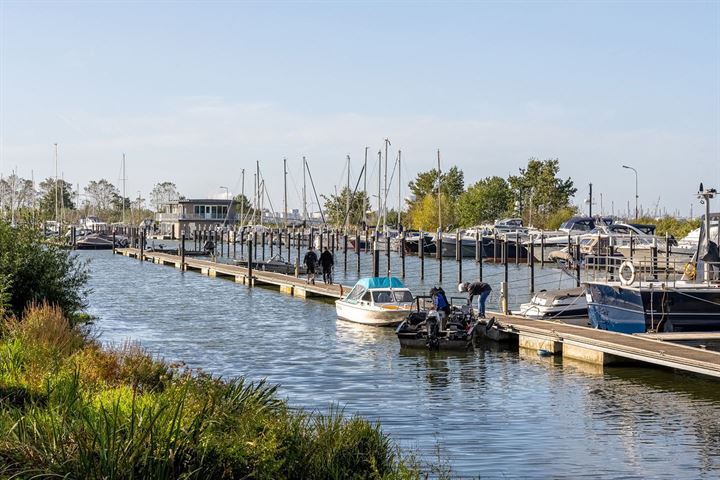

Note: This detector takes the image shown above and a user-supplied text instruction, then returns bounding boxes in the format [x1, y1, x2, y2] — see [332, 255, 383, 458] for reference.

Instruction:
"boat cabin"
[343, 277, 414, 306]
[560, 216, 596, 233]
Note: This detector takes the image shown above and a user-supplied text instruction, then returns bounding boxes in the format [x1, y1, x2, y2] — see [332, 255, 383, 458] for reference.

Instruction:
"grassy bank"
[0, 303, 421, 478]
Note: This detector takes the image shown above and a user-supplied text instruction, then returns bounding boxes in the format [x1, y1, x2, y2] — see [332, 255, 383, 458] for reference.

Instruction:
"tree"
[408, 166, 465, 200]
[233, 194, 253, 223]
[150, 182, 180, 211]
[321, 187, 371, 227]
[0, 174, 36, 221]
[507, 158, 576, 228]
[406, 194, 458, 231]
[0, 221, 88, 318]
[457, 176, 513, 227]
[84, 179, 119, 211]
[38, 178, 75, 219]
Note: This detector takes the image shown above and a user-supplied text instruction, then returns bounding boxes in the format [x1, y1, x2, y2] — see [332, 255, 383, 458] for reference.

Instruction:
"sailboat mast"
[283, 158, 288, 228]
[122, 153, 126, 225]
[377, 150, 381, 228]
[383, 138, 390, 232]
[346, 155, 351, 230]
[240, 168, 245, 228]
[362, 147, 368, 227]
[54, 143, 59, 224]
[398, 150, 401, 229]
[255, 160, 260, 226]
[302, 156, 307, 223]
[437, 149, 441, 232]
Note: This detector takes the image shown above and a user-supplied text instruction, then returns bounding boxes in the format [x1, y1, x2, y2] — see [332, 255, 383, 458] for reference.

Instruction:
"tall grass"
[0, 305, 423, 479]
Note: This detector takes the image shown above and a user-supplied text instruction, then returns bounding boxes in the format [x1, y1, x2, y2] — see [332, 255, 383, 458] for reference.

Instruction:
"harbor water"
[85, 250, 720, 478]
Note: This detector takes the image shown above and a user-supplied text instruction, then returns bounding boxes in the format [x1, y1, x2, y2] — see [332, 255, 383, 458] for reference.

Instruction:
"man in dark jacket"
[304, 247, 318, 284]
[459, 281, 492, 318]
[319, 247, 334, 284]
[430, 286, 451, 330]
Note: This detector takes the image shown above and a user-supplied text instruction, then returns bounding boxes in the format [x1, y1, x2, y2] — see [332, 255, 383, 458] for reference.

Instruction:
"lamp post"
[622, 165, 638, 219]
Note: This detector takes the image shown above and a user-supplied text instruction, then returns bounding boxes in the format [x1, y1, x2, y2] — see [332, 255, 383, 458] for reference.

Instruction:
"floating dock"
[486, 314, 720, 378]
[114, 247, 349, 299]
[113, 247, 720, 379]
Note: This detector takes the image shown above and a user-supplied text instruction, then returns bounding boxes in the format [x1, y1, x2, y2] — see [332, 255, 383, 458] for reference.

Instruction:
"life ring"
[619, 260, 635, 286]
[683, 262, 696, 280]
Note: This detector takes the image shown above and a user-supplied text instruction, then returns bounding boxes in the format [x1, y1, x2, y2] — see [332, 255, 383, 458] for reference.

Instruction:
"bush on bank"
[0, 222, 89, 320]
[0, 306, 421, 479]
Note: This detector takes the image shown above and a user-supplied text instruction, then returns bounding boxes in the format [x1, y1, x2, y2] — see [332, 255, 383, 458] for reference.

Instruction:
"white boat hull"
[335, 301, 411, 327]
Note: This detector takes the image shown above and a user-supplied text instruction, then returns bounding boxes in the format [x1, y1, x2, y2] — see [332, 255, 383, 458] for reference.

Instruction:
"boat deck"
[488, 313, 720, 378]
[114, 247, 350, 299]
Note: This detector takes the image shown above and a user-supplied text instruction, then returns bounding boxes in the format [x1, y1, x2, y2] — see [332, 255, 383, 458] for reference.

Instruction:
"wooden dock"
[114, 247, 350, 300]
[486, 313, 720, 379]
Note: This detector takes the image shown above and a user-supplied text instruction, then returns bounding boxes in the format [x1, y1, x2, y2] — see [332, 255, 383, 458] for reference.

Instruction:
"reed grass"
[0, 305, 423, 479]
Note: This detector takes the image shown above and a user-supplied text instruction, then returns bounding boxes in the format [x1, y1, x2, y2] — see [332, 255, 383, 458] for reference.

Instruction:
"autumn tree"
[407, 194, 458, 231]
[84, 179, 119, 212]
[150, 181, 180, 211]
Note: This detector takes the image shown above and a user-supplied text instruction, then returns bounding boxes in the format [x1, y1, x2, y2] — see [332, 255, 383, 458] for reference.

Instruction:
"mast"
[345, 154, 350, 230]
[302, 156, 308, 222]
[54, 143, 59, 224]
[377, 149, 381, 228]
[256, 160, 260, 225]
[122, 153, 126, 225]
[437, 149, 441, 232]
[283, 158, 288, 228]
[362, 147, 368, 227]
[240, 168, 245, 227]
[397, 149, 401, 229]
[383, 138, 390, 232]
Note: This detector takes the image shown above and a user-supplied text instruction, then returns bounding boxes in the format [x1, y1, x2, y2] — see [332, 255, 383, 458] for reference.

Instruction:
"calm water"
[84, 250, 720, 479]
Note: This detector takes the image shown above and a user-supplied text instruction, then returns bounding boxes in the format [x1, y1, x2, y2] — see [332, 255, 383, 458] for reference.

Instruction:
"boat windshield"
[393, 290, 414, 303]
[372, 291, 394, 303]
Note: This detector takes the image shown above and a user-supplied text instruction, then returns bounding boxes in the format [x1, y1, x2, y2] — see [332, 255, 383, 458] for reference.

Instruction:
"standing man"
[319, 247, 334, 284]
[458, 281, 492, 318]
[304, 246, 318, 284]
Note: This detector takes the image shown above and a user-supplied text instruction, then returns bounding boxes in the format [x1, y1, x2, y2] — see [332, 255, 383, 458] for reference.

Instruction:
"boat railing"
[583, 254, 720, 288]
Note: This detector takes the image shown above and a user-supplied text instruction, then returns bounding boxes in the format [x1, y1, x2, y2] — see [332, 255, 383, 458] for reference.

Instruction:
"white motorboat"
[335, 277, 414, 327]
[516, 287, 590, 326]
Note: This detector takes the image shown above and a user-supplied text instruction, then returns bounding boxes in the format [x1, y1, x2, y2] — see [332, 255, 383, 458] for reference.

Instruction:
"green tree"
[233, 194, 254, 223]
[322, 187, 371, 227]
[457, 176, 512, 227]
[507, 158, 576, 228]
[408, 166, 465, 200]
[0, 221, 88, 318]
[150, 181, 180, 211]
[38, 178, 75, 220]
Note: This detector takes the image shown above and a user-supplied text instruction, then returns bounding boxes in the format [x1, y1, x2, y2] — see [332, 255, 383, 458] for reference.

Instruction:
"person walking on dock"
[459, 281, 492, 318]
[304, 246, 318, 284]
[319, 247, 334, 284]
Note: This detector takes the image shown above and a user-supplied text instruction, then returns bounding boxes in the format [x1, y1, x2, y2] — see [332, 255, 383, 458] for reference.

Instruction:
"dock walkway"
[488, 313, 720, 378]
[114, 247, 349, 300]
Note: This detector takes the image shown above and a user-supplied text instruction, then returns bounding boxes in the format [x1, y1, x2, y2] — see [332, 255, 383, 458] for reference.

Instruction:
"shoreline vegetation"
[0, 223, 428, 478]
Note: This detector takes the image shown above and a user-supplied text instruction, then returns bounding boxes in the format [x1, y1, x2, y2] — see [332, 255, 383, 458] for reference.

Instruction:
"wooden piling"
[400, 233, 406, 278]
[419, 230, 425, 280]
[437, 228, 443, 282]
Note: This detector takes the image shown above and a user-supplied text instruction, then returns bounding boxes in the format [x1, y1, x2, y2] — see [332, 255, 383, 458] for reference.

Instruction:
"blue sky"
[1, 1, 718, 218]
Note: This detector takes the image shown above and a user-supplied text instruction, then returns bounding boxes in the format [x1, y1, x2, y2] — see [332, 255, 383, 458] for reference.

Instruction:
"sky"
[1, 0, 718, 219]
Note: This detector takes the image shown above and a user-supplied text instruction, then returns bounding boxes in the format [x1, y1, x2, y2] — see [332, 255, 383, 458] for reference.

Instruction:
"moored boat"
[335, 277, 414, 327]
[516, 287, 589, 326]
[396, 301, 485, 350]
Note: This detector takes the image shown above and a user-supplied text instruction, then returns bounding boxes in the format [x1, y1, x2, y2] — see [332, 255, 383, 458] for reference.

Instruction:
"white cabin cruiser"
[516, 287, 589, 326]
[335, 277, 414, 327]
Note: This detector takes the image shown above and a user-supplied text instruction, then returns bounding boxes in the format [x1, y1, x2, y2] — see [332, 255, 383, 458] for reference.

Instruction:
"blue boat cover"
[355, 277, 406, 289]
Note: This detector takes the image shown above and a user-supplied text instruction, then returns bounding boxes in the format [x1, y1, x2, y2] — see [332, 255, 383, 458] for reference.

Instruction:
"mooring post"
[112, 229, 116, 254]
[401, 232, 406, 278]
[419, 230, 425, 280]
[386, 235, 391, 275]
[181, 232, 186, 270]
[501, 281, 509, 315]
[515, 232, 520, 264]
[475, 230, 480, 263]
[319, 228, 323, 251]
[372, 238, 380, 277]
[343, 233, 348, 273]
[253, 231, 258, 260]
[296, 231, 301, 266]
[356, 231, 361, 274]
[219, 229, 224, 257]
[575, 240, 581, 287]
[665, 233, 671, 281]
[364, 227, 369, 253]
[493, 231, 498, 261]
[529, 240, 535, 293]
[437, 228, 443, 282]
[140, 229, 145, 261]
[503, 240, 508, 286]
[478, 231, 484, 281]
[540, 232, 545, 267]
[456, 231, 462, 284]
[247, 238, 253, 286]
[270, 230, 274, 257]
[261, 231, 266, 261]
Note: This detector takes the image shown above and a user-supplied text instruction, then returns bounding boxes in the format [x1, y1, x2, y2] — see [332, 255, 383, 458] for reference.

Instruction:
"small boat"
[234, 254, 305, 275]
[75, 232, 128, 250]
[335, 277, 414, 327]
[516, 287, 589, 326]
[396, 300, 484, 350]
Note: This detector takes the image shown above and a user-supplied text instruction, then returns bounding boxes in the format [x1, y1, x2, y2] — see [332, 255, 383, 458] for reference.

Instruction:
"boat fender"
[618, 261, 635, 286]
[683, 262, 696, 281]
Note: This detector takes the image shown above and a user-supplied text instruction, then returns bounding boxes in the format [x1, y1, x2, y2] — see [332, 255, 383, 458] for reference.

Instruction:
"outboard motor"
[203, 240, 215, 255]
[425, 311, 440, 350]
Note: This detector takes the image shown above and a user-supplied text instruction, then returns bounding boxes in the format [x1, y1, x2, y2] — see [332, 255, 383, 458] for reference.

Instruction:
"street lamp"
[219, 186, 229, 201]
[622, 165, 638, 219]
